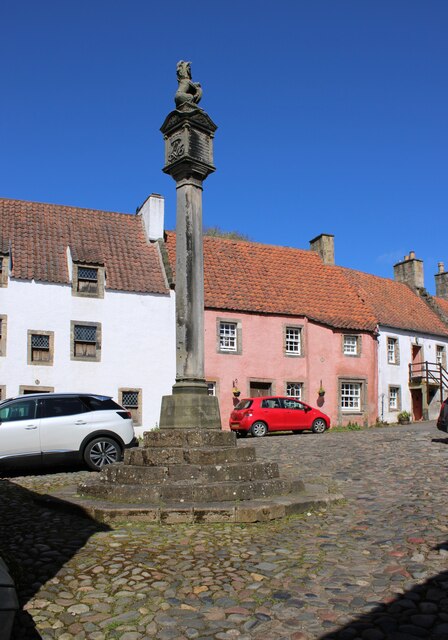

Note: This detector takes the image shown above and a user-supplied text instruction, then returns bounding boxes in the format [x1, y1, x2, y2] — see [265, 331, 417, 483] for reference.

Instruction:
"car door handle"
[25, 425, 38, 430]
[75, 420, 87, 425]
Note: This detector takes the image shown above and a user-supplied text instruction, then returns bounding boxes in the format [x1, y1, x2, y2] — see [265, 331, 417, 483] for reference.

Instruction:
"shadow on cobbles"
[431, 437, 448, 445]
[0, 478, 110, 640]
[320, 542, 448, 640]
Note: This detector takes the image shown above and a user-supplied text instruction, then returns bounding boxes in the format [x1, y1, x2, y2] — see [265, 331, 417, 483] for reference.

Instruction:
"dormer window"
[0, 254, 8, 288]
[72, 263, 104, 298]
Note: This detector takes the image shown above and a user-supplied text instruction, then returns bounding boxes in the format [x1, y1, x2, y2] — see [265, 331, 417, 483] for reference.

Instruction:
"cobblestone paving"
[2, 422, 448, 639]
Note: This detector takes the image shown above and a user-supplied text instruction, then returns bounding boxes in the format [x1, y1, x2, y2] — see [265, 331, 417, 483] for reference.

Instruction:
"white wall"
[0, 279, 176, 436]
[378, 326, 448, 422]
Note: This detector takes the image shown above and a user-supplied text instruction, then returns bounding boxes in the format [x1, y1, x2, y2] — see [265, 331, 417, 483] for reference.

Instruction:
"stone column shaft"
[174, 177, 205, 388]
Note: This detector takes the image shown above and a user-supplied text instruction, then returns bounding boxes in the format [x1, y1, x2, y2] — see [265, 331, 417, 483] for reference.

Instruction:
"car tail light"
[117, 410, 132, 419]
[244, 410, 253, 417]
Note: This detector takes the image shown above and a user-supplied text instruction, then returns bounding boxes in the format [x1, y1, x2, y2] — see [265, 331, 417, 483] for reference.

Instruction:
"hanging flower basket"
[232, 388, 241, 397]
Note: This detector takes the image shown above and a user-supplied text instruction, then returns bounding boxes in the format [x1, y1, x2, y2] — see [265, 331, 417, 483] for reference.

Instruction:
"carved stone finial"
[175, 60, 202, 108]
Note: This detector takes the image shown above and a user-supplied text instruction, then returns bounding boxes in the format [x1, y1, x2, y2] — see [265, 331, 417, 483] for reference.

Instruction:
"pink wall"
[205, 310, 378, 429]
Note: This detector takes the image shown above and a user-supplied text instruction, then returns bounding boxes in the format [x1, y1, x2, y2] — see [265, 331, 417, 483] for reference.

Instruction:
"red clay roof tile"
[0, 198, 169, 295]
[434, 296, 448, 318]
[165, 232, 378, 331]
[340, 268, 448, 337]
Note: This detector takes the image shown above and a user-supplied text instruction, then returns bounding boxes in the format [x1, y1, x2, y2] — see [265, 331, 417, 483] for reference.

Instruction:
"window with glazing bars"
[74, 325, 97, 357]
[285, 327, 301, 354]
[122, 390, 139, 408]
[31, 334, 50, 362]
[387, 338, 397, 364]
[121, 389, 141, 425]
[343, 335, 358, 355]
[340, 382, 361, 411]
[286, 382, 302, 398]
[207, 382, 216, 396]
[389, 387, 400, 410]
[77, 267, 98, 294]
[219, 322, 237, 351]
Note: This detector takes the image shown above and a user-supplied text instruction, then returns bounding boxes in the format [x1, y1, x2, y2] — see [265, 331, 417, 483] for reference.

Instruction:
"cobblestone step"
[125, 444, 257, 466]
[35, 481, 339, 524]
[102, 460, 280, 484]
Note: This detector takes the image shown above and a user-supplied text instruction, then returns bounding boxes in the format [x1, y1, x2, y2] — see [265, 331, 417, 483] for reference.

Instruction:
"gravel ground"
[1, 421, 448, 639]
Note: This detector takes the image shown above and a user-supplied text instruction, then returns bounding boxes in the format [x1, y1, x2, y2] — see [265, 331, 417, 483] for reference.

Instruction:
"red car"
[229, 396, 331, 437]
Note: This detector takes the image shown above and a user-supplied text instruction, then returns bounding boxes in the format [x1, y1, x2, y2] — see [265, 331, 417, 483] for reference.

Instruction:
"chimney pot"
[394, 251, 424, 289]
[435, 261, 448, 299]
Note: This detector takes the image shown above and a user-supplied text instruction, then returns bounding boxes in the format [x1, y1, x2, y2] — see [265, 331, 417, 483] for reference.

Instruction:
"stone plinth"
[72, 429, 340, 524]
[159, 393, 221, 430]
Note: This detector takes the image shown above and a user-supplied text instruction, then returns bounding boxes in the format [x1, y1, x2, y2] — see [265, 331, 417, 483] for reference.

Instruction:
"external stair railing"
[409, 361, 448, 402]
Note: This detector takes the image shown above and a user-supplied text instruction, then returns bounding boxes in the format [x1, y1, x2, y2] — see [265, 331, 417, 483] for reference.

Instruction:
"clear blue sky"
[1, 1, 447, 293]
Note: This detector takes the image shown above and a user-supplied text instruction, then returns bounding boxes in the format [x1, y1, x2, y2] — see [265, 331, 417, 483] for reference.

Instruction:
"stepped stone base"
[68, 428, 343, 524]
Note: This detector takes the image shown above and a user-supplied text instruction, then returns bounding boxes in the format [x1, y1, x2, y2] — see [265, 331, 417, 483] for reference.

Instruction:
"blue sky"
[1, 1, 447, 293]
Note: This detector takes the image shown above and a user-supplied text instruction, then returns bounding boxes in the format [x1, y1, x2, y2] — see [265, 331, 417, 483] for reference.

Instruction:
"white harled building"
[0, 195, 175, 436]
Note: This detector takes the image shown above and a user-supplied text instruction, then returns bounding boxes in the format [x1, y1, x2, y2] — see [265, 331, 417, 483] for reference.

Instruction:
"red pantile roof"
[165, 232, 378, 331]
[340, 268, 448, 337]
[0, 198, 169, 294]
[435, 296, 448, 318]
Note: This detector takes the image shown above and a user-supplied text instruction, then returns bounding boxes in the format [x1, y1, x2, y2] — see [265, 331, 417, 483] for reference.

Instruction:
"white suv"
[0, 393, 137, 471]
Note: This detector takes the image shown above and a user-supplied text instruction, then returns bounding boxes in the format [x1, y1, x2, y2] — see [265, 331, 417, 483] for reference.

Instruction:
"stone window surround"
[0, 385, 5, 400]
[388, 385, 402, 412]
[436, 344, 447, 368]
[387, 336, 400, 365]
[338, 377, 367, 415]
[283, 324, 304, 357]
[72, 263, 105, 299]
[70, 320, 102, 362]
[0, 314, 7, 357]
[342, 333, 362, 357]
[248, 377, 275, 396]
[0, 254, 8, 288]
[206, 381, 218, 397]
[27, 330, 55, 366]
[285, 381, 304, 400]
[19, 385, 54, 395]
[119, 388, 142, 427]
[216, 317, 242, 355]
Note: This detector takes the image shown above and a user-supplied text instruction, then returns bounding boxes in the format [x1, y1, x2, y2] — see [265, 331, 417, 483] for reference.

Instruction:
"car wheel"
[312, 418, 327, 434]
[251, 421, 268, 437]
[83, 437, 122, 471]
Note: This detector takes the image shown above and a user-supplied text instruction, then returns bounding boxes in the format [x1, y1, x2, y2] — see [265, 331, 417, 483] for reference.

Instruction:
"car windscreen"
[81, 396, 123, 412]
[234, 399, 253, 410]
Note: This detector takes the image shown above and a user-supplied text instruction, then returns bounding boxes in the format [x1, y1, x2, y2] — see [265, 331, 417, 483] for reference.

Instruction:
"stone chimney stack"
[435, 261, 448, 299]
[137, 193, 165, 241]
[309, 234, 335, 265]
[393, 251, 424, 289]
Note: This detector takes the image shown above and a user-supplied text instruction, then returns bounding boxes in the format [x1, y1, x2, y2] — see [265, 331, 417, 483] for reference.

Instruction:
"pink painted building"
[166, 232, 379, 429]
